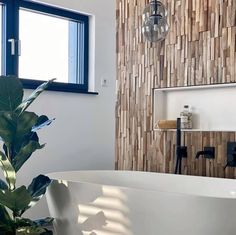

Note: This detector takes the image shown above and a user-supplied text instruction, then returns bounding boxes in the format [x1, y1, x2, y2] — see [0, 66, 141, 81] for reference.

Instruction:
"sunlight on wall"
[78, 186, 133, 235]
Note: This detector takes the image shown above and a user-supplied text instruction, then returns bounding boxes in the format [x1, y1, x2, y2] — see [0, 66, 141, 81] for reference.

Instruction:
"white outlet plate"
[101, 78, 108, 87]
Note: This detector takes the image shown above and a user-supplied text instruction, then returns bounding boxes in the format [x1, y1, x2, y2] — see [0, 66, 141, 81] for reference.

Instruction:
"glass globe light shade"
[142, 15, 169, 42]
[142, 0, 167, 22]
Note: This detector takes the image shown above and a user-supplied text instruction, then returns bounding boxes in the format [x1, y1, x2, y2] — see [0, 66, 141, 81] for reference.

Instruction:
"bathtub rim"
[46, 170, 236, 200]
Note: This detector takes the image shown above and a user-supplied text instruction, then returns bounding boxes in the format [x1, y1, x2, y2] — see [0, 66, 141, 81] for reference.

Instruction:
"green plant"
[0, 76, 55, 235]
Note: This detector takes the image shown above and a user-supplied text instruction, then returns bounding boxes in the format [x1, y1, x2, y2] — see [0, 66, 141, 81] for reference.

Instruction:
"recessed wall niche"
[154, 83, 236, 132]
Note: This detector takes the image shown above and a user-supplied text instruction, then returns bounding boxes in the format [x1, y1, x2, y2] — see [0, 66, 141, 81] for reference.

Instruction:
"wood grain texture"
[116, 0, 236, 178]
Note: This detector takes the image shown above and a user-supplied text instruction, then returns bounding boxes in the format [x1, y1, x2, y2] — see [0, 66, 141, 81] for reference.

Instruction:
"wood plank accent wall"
[115, 0, 236, 178]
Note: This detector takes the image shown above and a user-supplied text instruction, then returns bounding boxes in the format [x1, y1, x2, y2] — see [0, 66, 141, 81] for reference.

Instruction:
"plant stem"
[7, 146, 11, 162]
[6, 146, 15, 190]
[13, 211, 17, 235]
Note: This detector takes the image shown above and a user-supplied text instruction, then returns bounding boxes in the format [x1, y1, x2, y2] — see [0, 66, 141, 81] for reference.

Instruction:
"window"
[1, 0, 89, 93]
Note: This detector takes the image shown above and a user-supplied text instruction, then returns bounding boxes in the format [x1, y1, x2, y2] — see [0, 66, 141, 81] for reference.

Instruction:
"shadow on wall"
[47, 181, 132, 235]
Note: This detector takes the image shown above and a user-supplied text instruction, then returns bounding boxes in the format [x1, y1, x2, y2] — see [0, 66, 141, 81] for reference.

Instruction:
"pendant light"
[142, 0, 169, 42]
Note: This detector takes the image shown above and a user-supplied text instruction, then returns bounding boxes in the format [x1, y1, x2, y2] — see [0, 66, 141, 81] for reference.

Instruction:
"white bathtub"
[46, 171, 236, 235]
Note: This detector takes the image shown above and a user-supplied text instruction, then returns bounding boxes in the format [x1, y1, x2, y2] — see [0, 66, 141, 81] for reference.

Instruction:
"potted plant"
[0, 76, 55, 234]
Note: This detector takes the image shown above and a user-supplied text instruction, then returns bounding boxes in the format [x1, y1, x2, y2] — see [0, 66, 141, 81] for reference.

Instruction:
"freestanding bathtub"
[46, 171, 236, 235]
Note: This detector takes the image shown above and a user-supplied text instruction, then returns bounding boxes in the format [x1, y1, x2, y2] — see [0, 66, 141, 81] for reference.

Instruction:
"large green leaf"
[14, 217, 54, 234]
[0, 179, 8, 190]
[12, 141, 44, 172]
[0, 76, 23, 112]
[16, 226, 53, 235]
[15, 79, 55, 115]
[15, 217, 53, 232]
[34, 217, 53, 227]
[0, 112, 17, 146]
[41, 230, 53, 235]
[28, 175, 51, 199]
[21, 175, 51, 213]
[0, 205, 13, 232]
[12, 112, 39, 154]
[0, 221, 13, 233]
[7, 132, 38, 161]
[0, 151, 16, 190]
[0, 186, 32, 214]
[32, 116, 55, 132]
[15, 217, 35, 229]
[16, 112, 38, 137]
[3, 143, 8, 157]
[0, 111, 38, 153]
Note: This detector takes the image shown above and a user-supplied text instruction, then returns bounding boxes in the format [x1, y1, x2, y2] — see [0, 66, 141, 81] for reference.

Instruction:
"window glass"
[19, 9, 71, 83]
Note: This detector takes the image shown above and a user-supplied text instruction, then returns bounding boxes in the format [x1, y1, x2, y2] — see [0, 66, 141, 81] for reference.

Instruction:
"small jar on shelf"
[180, 105, 192, 129]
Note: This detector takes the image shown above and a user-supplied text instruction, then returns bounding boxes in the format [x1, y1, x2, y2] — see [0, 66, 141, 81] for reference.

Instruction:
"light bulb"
[142, 15, 169, 42]
[142, 1, 167, 22]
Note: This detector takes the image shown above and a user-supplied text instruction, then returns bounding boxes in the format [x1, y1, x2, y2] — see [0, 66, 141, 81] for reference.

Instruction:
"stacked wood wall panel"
[116, 0, 236, 178]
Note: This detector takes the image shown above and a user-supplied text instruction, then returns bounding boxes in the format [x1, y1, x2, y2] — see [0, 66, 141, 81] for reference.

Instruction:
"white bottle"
[180, 105, 192, 129]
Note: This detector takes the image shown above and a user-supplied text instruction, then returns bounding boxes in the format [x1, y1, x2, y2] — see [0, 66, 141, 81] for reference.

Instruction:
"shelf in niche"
[154, 129, 200, 132]
[153, 83, 236, 132]
[154, 83, 236, 91]
[154, 129, 235, 132]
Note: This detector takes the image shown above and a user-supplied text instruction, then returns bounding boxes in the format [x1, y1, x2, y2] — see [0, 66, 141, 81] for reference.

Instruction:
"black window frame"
[0, 0, 94, 94]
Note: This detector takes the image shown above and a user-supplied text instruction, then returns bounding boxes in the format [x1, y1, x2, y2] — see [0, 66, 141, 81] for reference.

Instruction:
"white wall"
[16, 0, 116, 219]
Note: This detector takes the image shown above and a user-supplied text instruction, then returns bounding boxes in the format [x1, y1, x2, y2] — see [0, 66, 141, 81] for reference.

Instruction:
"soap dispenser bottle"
[180, 105, 192, 129]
